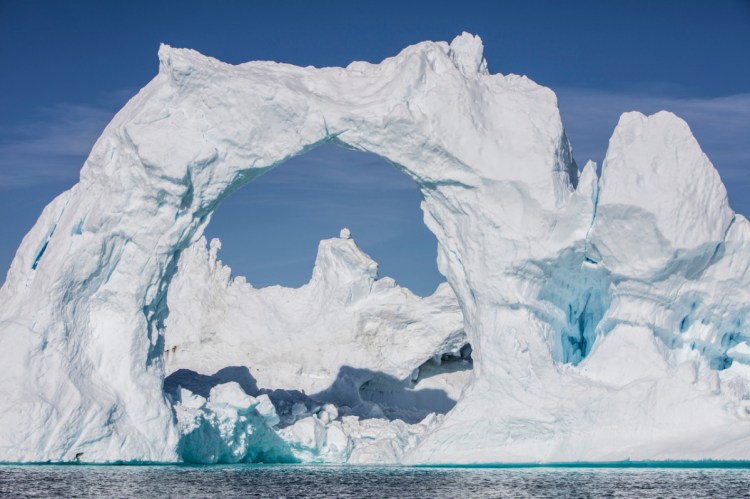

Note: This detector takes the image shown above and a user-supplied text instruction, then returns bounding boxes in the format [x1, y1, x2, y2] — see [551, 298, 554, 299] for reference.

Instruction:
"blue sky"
[1, 1, 748, 295]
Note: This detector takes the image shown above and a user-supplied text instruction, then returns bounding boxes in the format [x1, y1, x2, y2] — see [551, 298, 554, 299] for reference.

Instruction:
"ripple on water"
[1, 465, 750, 498]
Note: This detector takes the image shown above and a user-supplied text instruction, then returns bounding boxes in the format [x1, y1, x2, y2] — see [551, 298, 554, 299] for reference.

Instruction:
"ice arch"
[0, 33, 579, 462]
[2, 33, 748, 463]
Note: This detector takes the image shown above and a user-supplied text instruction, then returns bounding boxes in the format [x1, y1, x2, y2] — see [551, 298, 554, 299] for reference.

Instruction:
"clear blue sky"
[1, 1, 748, 295]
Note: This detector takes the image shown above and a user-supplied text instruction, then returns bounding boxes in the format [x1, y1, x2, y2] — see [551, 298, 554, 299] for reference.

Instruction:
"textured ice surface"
[0, 33, 749, 464]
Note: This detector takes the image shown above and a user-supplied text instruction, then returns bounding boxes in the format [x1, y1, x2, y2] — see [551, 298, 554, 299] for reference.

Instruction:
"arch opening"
[203, 143, 444, 296]
[160, 141, 473, 462]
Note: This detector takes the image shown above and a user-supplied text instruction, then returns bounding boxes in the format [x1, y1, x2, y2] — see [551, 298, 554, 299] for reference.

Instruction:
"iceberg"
[0, 32, 749, 464]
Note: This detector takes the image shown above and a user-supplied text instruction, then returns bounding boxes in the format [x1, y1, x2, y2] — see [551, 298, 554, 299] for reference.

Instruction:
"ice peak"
[449, 32, 488, 75]
[158, 43, 185, 74]
[157, 43, 225, 84]
[590, 109, 734, 277]
[603, 110, 730, 223]
[157, 43, 173, 64]
[312, 236, 378, 286]
[611, 110, 696, 146]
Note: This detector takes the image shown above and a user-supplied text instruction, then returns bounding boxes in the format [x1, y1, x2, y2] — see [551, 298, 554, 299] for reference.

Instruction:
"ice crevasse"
[1, 32, 749, 464]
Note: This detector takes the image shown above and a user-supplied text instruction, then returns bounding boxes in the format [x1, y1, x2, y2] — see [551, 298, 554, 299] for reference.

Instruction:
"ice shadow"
[165, 366, 322, 428]
[165, 362, 462, 426]
[165, 366, 261, 399]
[312, 365, 459, 424]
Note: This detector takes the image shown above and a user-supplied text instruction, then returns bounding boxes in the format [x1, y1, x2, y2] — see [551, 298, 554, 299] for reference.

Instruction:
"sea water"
[1, 464, 749, 498]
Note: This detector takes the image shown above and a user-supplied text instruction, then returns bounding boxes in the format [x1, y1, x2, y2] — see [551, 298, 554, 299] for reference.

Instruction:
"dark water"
[1, 464, 750, 498]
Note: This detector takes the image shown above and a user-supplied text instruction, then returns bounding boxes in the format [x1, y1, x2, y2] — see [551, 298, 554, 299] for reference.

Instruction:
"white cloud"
[0, 102, 114, 188]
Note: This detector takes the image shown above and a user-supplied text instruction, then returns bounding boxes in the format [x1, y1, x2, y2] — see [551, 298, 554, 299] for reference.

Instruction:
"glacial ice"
[1, 32, 749, 464]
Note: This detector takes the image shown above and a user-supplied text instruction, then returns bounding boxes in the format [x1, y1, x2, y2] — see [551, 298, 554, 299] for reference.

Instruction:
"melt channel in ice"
[0, 32, 749, 464]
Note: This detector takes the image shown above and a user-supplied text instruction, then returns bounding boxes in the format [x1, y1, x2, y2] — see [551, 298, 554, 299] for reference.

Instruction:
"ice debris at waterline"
[1, 32, 750, 464]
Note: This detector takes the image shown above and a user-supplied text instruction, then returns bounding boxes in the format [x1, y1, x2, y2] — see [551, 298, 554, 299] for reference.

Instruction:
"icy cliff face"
[0, 33, 749, 464]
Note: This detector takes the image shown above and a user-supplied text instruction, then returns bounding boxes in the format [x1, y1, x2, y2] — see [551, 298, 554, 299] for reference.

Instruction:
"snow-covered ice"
[0, 33, 749, 464]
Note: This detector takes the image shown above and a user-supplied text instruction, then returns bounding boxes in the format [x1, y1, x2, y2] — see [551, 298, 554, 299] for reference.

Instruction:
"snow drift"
[0, 33, 749, 464]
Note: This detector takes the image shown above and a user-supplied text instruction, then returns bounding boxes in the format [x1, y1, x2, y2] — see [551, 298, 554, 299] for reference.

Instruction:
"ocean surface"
[1, 464, 749, 498]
